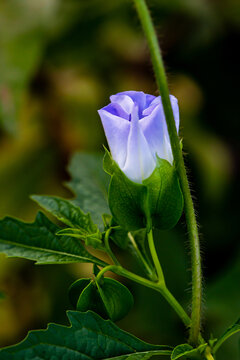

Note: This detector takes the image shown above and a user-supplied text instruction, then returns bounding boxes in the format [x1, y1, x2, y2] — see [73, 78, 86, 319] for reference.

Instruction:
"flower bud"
[98, 91, 179, 183]
[99, 91, 183, 232]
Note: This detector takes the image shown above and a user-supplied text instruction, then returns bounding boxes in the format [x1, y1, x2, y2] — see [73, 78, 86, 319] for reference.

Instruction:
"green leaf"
[0, 212, 107, 266]
[32, 195, 105, 250]
[171, 343, 207, 360]
[68, 278, 91, 308]
[69, 278, 134, 322]
[104, 150, 147, 231]
[56, 228, 104, 250]
[67, 152, 110, 230]
[0, 311, 172, 359]
[76, 281, 108, 318]
[144, 158, 183, 230]
[213, 318, 240, 354]
[96, 277, 134, 322]
[32, 195, 98, 233]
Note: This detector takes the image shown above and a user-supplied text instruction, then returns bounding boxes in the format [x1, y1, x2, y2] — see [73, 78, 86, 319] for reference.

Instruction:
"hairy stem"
[133, 0, 202, 344]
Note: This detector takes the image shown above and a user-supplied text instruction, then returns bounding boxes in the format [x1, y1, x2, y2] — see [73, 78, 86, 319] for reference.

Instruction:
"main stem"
[133, 0, 202, 344]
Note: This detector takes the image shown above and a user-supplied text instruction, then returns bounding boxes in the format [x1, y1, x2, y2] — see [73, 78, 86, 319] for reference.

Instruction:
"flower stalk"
[96, 264, 191, 328]
[133, 0, 202, 344]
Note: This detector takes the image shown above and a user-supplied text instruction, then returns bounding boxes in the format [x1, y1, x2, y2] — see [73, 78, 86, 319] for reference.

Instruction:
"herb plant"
[0, 1, 239, 359]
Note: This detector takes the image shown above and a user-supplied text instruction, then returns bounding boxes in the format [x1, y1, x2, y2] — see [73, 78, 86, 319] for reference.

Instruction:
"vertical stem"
[133, 0, 202, 344]
[104, 228, 121, 265]
[147, 229, 165, 285]
[128, 232, 157, 281]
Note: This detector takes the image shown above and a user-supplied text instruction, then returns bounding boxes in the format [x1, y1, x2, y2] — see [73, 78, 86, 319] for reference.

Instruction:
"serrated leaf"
[32, 195, 98, 233]
[32, 195, 105, 250]
[67, 152, 110, 230]
[171, 343, 207, 360]
[0, 212, 107, 266]
[0, 311, 172, 359]
[213, 318, 240, 354]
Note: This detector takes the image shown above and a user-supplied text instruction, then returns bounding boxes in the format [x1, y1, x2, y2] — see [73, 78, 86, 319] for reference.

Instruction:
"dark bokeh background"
[0, 0, 239, 358]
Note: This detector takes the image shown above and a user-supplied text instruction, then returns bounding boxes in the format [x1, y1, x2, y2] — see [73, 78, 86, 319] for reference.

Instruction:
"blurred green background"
[0, 0, 239, 358]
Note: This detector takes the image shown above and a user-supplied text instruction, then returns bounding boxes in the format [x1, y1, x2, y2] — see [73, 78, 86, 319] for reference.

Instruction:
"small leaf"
[68, 278, 91, 308]
[76, 281, 107, 318]
[70, 277, 134, 322]
[0, 212, 107, 266]
[56, 228, 104, 250]
[67, 152, 110, 230]
[171, 343, 207, 360]
[0, 311, 172, 359]
[32, 195, 98, 233]
[96, 277, 134, 322]
[213, 318, 240, 354]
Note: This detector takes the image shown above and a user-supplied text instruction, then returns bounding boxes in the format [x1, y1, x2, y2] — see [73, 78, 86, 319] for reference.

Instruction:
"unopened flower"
[98, 91, 179, 183]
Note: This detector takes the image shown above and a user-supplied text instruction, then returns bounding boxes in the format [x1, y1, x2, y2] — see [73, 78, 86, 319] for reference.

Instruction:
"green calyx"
[103, 149, 183, 232]
[68, 277, 134, 322]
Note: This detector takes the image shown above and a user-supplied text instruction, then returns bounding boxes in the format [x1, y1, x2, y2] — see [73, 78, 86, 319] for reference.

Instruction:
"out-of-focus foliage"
[0, 0, 239, 358]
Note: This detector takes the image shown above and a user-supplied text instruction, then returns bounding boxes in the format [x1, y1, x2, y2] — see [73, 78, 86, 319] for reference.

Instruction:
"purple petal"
[122, 105, 156, 183]
[98, 109, 130, 168]
[139, 95, 179, 164]
[111, 91, 156, 118]
[110, 94, 134, 115]
[101, 103, 129, 120]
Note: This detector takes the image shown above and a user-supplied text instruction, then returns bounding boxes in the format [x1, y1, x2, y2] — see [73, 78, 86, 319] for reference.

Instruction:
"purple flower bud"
[98, 91, 179, 183]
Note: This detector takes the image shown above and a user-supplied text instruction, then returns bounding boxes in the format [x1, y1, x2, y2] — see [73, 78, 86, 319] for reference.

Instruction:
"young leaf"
[67, 152, 110, 229]
[56, 228, 104, 250]
[213, 318, 240, 354]
[69, 278, 134, 322]
[96, 277, 134, 322]
[171, 343, 207, 360]
[0, 311, 172, 359]
[0, 212, 107, 266]
[31, 195, 98, 233]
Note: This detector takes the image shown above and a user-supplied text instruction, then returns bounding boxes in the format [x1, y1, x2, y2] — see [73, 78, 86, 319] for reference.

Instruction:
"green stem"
[133, 0, 202, 345]
[147, 229, 165, 285]
[205, 347, 215, 360]
[128, 232, 157, 281]
[96, 265, 191, 328]
[104, 228, 120, 265]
